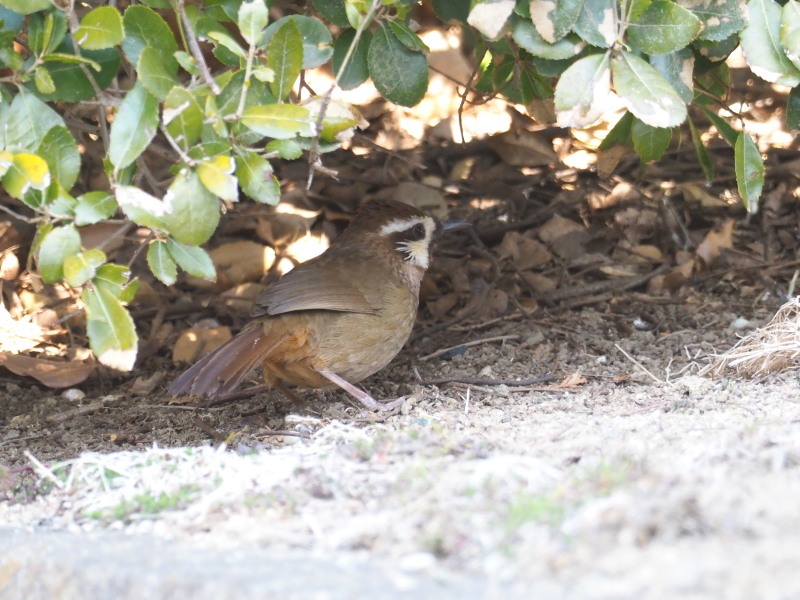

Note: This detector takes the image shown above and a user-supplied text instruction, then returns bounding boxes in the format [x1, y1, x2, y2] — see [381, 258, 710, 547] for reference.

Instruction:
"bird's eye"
[410, 223, 425, 240]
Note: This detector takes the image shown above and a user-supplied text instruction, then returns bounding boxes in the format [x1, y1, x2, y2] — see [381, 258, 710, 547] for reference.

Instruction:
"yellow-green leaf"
[63, 248, 106, 287]
[2, 153, 51, 199]
[198, 154, 238, 201]
[75, 6, 124, 50]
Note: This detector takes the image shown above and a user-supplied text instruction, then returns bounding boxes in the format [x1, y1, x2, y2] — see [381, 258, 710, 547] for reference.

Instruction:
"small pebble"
[61, 388, 85, 402]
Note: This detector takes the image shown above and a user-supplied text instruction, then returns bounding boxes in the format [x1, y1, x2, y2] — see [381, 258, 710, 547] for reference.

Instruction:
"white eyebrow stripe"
[379, 216, 429, 235]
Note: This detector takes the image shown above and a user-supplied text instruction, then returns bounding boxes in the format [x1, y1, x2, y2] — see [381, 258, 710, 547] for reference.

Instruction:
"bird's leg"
[317, 370, 405, 411]
[273, 380, 308, 410]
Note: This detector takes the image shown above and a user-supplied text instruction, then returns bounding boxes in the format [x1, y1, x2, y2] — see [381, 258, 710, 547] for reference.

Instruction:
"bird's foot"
[317, 370, 406, 411]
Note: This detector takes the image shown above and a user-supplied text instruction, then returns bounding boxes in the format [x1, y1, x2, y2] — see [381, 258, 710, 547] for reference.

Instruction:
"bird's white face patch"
[380, 216, 436, 269]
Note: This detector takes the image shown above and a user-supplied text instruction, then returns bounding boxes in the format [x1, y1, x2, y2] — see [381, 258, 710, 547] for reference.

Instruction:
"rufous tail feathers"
[169, 325, 285, 398]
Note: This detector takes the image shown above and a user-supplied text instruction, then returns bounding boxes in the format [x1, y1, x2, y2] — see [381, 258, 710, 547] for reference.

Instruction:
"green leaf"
[677, 0, 746, 41]
[313, 0, 350, 27]
[699, 107, 738, 146]
[574, 0, 616, 47]
[649, 47, 694, 103]
[466, 0, 515, 41]
[627, 0, 702, 55]
[34, 68, 56, 95]
[781, 1, 800, 71]
[82, 283, 138, 371]
[734, 131, 764, 213]
[122, 5, 177, 66]
[36, 42, 120, 102]
[166, 238, 217, 280]
[197, 154, 238, 201]
[36, 125, 80, 190]
[235, 151, 280, 203]
[115, 185, 170, 231]
[262, 15, 334, 68]
[164, 87, 203, 149]
[163, 170, 220, 245]
[688, 118, 714, 181]
[44, 183, 77, 218]
[530, 0, 582, 43]
[137, 46, 179, 100]
[693, 34, 739, 62]
[94, 263, 138, 303]
[787, 85, 800, 130]
[598, 111, 634, 150]
[5, 88, 63, 151]
[368, 22, 428, 107]
[207, 29, 247, 59]
[238, 0, 269, 45]
[387, 21, 430, 53]
[554, 53, 611, 128]
[2, 152, 50, 198]
[612, 51, 687, 127]
[29, 11, 67, 56]
[75, 191, 117, 226]
[63, 249, 106, 287]
[0, 0, 50, 15]
[147, 240, 178, 286]
[75, 6, 123, 50]
[267, 18, 303, 100]
[432, 0, 470, 22]
[108, 82, 159, 170]
[512, 18, 584, 60]
[37, 225, 81, 284]
[333, 28, 371, 89]
[241, 104, 315, 138]
[631, 117, 671, 162]
[740, 0, 800, 86]
[265, 138, 303, 160]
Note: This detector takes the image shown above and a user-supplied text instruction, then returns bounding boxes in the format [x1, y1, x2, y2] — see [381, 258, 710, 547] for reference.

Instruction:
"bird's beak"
[436, 220, 470, 238]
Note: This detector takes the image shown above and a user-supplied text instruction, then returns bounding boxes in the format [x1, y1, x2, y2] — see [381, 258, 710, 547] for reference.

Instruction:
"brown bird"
[169, 199, 464, 410]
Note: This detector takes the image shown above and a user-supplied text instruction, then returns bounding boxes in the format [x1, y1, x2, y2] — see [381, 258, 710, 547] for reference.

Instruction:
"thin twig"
[176, 0, 221, 94]
[420, 334, 520, 361]
[615, 343, 667, 385]
[24, 450, 65, 489]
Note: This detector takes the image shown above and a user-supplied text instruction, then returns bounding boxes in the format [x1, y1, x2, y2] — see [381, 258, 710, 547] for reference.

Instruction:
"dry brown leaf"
[488, 129, 558, 167]
[187, 241, 275, 290]
[521, 272, 557, 293]
[597, 144, 631, 178]
[130, 371, 166, 395]
[648, 259, 695, 293]
[79, 221, 127, 253]
[557, 373, 587, 388]
[630, 244, 663, 263]
[221, 282, 265, 315]
[696, 219, 735, 267]
[0, 250, 19, 280]
[538, 215, 584, 243]
[0, 303, 49, 353]
[498, 232, 552, 270]
[525, 97, 556, 125]
[599, 264, 641, 278]
[680, 183, 727, 208]
[172, 325, 232, 364]
[429, 292, 459, 319]
[0, 352, 94, 388]
[391, 182, 448, 218]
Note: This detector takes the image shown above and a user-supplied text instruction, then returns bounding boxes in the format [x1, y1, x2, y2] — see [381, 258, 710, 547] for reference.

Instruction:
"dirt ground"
[2, 287, 800, 598]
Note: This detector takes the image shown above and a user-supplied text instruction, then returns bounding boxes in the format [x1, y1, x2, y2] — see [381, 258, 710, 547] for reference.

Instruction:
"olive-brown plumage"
[169, 199, 460, 410]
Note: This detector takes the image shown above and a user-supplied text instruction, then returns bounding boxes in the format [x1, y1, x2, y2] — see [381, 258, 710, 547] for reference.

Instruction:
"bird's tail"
[169, 325, 287, 398]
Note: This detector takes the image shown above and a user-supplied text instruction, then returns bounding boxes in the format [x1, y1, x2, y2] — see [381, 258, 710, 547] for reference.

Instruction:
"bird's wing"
[251, 259, 379, 317]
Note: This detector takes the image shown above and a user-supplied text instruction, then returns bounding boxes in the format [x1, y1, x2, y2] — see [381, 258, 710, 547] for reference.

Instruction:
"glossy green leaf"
[574, 0, 616, 47]
[29, 11, 66, 56]
[44, 183, 76, 218]
[36, 125, 80, 190]
[82, 283, 138, 371]
[265, 138, 303, 160]
[37, 225, 81, 283]
[432, 0, 470, 22]
[34, 67, 55, 95]
[313, 0, 349, 27]
[466, 0, 515, 41]
[333, 28, 371, 90]
[677, 0, 746, 41]
[64, 249, 106, 287]
[147, 240, 178, 286]
[122, 5, 177, 66]
[387, 21, 430, 53]
[554, 53, 611, 128]
[36, 43, 120, 102]
[688, 118, 714, 181]
[262, 15, 334, 68]
[166, 238, 216, 280]
[627, 0, 702, 55]
[631, 117, 671, 162]
[5, 88, 63, 151]
[75, 6, 123, 50]
[693, 34, 739, 62]
[94, 263, 138, 303]
[649, 47, 694, 103]
[164, 86, 203, 149]
[735, 131, 764, 213]
[163, 170, 220, 245]
[207, 29, 247, 59]
[241, 104, 315, 138]
[235, 151, 280, 204]
[137, 46, 179, 100]
[368, 22, 428, 107]
[700, 107, 738, 146]
[108, 82, 159, 170]
[238, 0, 269, 45]
[740, 0, 800, 86]
[781, 1, 800, 70]
[612, 51, 687, 127]
[267, 18, 303, 100]
[530, 0, 582, 43]
[115, 185, 170, 231]
[0, 0, 50, 15]
[75, 191, 117, 226]
[513, 18, 584, 60]
[787, 85, 800, 130]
